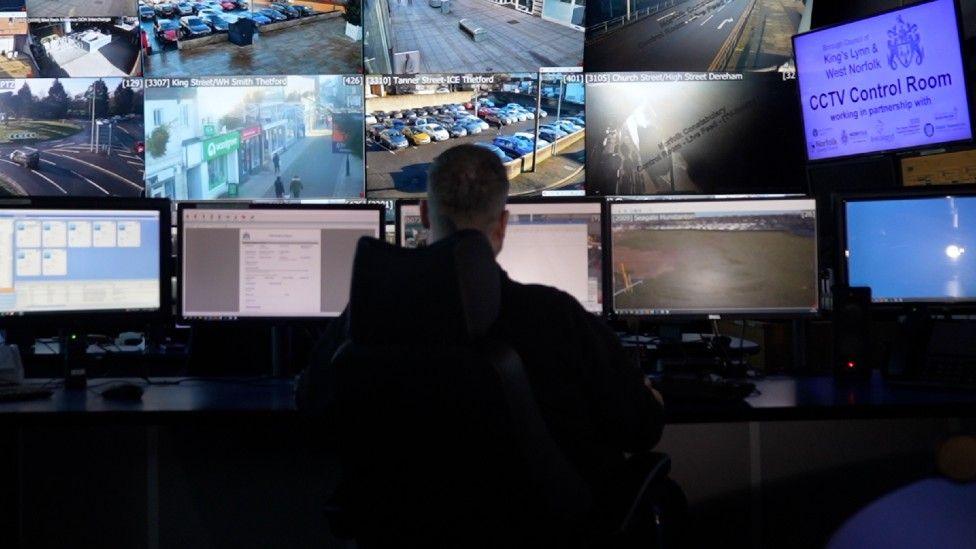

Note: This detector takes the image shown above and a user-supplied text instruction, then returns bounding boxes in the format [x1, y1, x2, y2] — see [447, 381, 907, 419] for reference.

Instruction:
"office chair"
[325, 230, 676, 548]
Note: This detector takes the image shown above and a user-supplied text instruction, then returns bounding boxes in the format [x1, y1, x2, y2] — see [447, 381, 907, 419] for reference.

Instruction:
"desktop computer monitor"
[0, 198, 170, 322]
[843, 190, 976, 305]
[609, 198, 819, 317]
[396, 199, 605, 313]
[178, 203, 385, 320]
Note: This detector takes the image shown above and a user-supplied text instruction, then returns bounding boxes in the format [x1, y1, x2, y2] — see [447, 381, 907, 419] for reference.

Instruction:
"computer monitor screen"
[609, 199, 818, 317]
[844, 193, 976, 304]
[794, 0, 972, 161]
[0, 204, 163, 317]
[398, 200, 604, 313]
[179, 205, 383, 320]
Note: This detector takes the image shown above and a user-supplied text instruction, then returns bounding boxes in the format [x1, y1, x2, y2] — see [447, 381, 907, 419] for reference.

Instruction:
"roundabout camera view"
[0, 77, 145, 197]
[365, 70, 584, 198]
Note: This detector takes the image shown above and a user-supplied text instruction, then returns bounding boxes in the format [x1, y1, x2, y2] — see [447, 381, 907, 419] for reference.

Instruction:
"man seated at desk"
[297, 143, 664, 517]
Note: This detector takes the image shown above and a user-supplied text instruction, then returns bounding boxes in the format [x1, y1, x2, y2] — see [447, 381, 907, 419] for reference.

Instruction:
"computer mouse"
[101, 383, 144, 401]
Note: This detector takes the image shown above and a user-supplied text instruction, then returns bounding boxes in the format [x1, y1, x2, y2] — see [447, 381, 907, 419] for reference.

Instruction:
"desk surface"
[0, 374, 974, 423]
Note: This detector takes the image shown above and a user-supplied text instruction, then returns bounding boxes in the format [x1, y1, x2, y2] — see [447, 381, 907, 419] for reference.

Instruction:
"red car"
[220, 1, 236, 9]
[477, 106, 496, 117]
[464, 102, 474, 110]
[155, 19, 181, 44]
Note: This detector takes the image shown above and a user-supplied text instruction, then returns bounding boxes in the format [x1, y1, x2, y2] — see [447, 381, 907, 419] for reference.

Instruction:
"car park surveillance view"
[28, 18, 143, 77]
[144, 75, 364, 200]
[141, 0, 362, 77]
[585, 0, 802, 72]
[365, 71, 585, 198]
[0, 78, 145, 197]
[363, 0, 582, 73]
[26, 0, 138, 17]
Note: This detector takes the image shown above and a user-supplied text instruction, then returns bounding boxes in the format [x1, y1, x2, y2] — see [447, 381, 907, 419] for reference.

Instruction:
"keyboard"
[654, 376, 756, 403]
[0, 385, 54, 402]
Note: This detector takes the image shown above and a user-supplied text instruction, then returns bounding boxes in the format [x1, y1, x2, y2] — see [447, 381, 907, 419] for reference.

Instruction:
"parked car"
[401, 127, 431, 145]
[219, 0, 237, 10]
[448, 124, 467, 138]
[258, 8, 286, 21]
[236, 11, 271, 25]
[180, 16, 212, 37]
[539, 124, 568, 139]
[275, 1, 312, 15]
[419, 124, 449, 142]
[514, 132, 550, 148]
[492, 141, 523, 160]
[139, 5, 156, 20]
[368, 124, 386, 139]
[500, 108, 528, 122]
[383, 119, 406, 130]
[365, 114, 377, 125]
[565, 116, 585, 127]
[484, 113, 505, 127]
[176, 2, 195, 15]
[9, 149, 39, 169]
[460, 119, 483, 135]
[538, 129, 561, 143]
[379, 129, 409, 150]
[459, 115, 489, 131]
[556, 119, 582, 133]
[154, 3, 178, 17]
[474, 142, 513, 163]
[155, 19, 181, 44]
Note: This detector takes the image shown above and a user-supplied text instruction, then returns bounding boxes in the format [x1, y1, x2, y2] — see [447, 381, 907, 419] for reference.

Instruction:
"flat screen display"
[794, 0, 972, 161]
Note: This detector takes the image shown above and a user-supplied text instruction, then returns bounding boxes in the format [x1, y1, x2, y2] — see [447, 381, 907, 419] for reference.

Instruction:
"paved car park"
[386, 0, 582, 73]
[140, 1, 361, 77]
[365, 102, 584, 197]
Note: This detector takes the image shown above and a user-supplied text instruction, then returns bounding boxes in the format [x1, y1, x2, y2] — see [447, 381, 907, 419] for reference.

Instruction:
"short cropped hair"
[427, 144, 509, 233]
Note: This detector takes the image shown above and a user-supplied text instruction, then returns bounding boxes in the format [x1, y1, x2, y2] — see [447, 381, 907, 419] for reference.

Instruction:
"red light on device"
[846, 361, 856, 369]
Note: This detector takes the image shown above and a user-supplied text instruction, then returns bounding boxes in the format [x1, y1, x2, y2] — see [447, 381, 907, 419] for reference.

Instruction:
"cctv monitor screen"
[398, 200, 604, 313]
[585, 71, 804, 196]
[844, 193, 976, 304]
[794, 0, 972, 161]
[179, 205, 383, 320]
[609, 198, 818, 317]
[0, 204, 163, 317]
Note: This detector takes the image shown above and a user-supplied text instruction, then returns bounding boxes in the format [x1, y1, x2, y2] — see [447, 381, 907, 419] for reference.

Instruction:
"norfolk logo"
[887, 15, 923, 70]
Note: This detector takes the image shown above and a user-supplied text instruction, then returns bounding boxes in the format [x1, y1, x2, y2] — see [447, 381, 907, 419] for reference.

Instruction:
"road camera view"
[0, 78, 145, 197]
[585, 0, 803, 72]
[28, 18, 142, 77]
[363, 0, 582, 73]
[26, 0, 138, 17]
[0, 2, 30, 78]
[144, 74, 364, 200]
[610, 200, 818, 316]
[140, 0, 362, 77]
[585, 71, 803, 196]
[365, 71, 584, 198]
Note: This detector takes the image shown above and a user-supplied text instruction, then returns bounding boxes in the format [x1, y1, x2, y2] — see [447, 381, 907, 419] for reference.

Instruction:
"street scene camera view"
[141, 0, 362, 77]
[611, 200, 818, 316]
[585, 0, 803, 72]
[26, 0, 138, 17]
[27, 18, 142, 77]
[365, 71, 584, 198]
[144, 74, 364, 200]
[363, 0, 582, 73]
[0, 77, 145, 197]
[585, 72, 803, 196]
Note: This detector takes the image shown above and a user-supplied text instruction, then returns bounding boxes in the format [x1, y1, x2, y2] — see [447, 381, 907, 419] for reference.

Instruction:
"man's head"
[420, 144, 510, 255]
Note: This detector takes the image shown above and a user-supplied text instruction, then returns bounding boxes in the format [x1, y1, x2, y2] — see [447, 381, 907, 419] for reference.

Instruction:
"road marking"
[70, 170, 110, 195]
[126, 160, 142, 166]
[657, 10, 675, 21]
[31, 170, 67, 194]
[700, 14, 713, 25]
[718, 17, 734, 30]
[41, 159, 56, 166]
[43, 152, 142, 190]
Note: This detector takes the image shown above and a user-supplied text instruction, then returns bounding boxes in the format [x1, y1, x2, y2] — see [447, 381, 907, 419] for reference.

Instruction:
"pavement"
[585, 0, 799, 71]
[366, 111, 584, 198]
[27, 0, 137, 17]
[0, 54, 35, 78]
[387, 0, 582, 73]
[143, 13, 360, 77]
[0, 119, 145, 197]
[221, 128, 364, 199]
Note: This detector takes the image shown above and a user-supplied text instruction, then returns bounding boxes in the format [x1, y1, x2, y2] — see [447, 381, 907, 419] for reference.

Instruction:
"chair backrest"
[333, 231, 591, 547]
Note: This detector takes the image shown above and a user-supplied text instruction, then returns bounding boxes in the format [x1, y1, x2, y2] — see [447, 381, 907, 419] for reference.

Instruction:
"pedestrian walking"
[289, 175, 303, 199]
[273, 152, 280, 174]
[274, 176, 284, 199]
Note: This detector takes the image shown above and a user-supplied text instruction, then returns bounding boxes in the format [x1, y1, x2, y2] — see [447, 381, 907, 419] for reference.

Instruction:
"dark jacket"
[297, 270, 664, 494]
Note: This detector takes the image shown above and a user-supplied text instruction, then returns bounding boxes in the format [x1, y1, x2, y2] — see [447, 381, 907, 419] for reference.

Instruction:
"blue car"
[237, 11, 271, 25]
[448, 124, 467, 138]
[258, 8, 287, 21]
[202, 14, 230, 31]
[555, 119, 582, 133]
[475, 142, 513, 162]
[539, 129, 561, 143]
[461, 119, 483, 135]
[493, 136, 534, 156]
